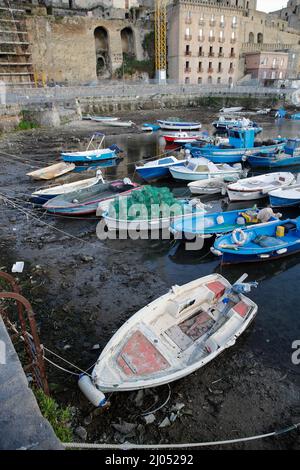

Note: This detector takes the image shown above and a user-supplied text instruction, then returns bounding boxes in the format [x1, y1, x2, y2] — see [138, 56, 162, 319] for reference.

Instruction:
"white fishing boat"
[269, 183, 300, 208]
[27, 162, 75, 181]
[227, 172, 295, 202]
[220, 107, 243, 114]
[169, 158, 243, 182]
[31, 170, 104, 205]
[99, 120, 135, 128]
[158, 119, 201, 131]
[188, 177, 234, 196]
[88, 116, 119, 122]
[85, 274, 257, 393]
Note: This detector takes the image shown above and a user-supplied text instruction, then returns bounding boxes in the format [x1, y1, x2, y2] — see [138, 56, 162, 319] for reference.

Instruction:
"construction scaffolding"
[155, 0, 167, 84]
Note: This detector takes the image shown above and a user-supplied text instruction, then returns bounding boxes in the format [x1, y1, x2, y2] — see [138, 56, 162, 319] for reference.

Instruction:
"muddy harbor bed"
[0, 108, 300, 450]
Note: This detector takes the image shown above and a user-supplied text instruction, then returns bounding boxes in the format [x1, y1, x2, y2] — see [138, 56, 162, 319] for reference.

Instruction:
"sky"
[257, 0, 287, 12]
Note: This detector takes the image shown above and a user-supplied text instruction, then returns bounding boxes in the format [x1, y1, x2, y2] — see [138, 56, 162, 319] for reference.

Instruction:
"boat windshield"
[158, 157, 175, 165]
[187, 161, 209, 172]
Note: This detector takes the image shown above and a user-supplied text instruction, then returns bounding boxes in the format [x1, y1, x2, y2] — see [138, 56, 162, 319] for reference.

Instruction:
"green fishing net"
[108, 186, 183, 221]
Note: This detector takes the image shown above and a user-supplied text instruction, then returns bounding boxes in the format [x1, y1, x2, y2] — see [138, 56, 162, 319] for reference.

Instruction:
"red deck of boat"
[206, 281, 226, 299]
[233, 301, 249, 318]
[117, 331, 170, 377]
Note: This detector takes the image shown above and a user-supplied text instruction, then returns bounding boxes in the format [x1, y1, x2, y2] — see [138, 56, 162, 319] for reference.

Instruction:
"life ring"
[232, 228, 247, 246]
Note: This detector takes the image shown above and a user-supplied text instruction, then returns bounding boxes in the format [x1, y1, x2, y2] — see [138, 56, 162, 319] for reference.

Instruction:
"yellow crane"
[155, 0, 168, 83]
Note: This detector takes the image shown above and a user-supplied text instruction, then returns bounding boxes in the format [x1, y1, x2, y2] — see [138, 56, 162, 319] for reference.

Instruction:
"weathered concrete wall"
[0, 317, 63, 450]
[0, 105, 21, 133]
[27, 15, 151, 84]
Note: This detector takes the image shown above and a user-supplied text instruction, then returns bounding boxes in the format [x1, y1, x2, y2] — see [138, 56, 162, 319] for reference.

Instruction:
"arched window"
[94, 27, 109, 78]
[121, 27, 135, 58]
[249, 32, 254, 43]
[257, 33, 263, 44]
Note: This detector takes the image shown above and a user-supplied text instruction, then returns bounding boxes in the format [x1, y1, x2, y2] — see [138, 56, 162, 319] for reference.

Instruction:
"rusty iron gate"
[0, 271, 49, 395]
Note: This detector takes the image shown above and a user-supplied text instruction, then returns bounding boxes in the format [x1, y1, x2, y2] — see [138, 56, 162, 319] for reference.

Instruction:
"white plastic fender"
[232, 228, 247, 246]
[78, 374, 107, 408]
[210, 247, 222, 256]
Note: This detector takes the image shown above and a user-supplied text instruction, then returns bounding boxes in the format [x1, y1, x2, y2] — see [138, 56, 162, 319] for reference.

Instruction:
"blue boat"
[61, 133, 120, 163]
[169, 207, 277, 240]
[213, 217, 300, 264]
[185, 127, 286, 164]
[269, 183, 300, 208]
[135, 156, 186, 182]
[142, 123, 161, 132]
[291, 113, 300, 120]
[248, 138, 300, 168]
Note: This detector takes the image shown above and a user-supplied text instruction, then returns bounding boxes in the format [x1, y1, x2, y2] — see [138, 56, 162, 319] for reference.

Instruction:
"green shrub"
[34, 389, 73, 442]
[17, 120, 39, 131]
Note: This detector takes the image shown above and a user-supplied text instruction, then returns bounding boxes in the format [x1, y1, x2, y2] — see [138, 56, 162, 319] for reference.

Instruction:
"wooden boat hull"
[27, 162, 75, 180]
[91, 274, 257, 391]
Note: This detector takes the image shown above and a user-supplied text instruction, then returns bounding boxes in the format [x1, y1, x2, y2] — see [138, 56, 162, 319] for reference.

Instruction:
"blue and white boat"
[212, 217, 300, 264]
[247, 138, 300, 168]
[213, 116, 262, 133]
[31, 170, 104, 205]
[291, 113, 300, 120]
[169, 157, 244, 182]
[141, 123, 161, 132]
[269, 183, 300, 208]
[185, 127, 286, 164]
[61, 133, 120, 163]
[170, 207, 278, 240]
[157, 118, 201, 131]
[135, 156, 186, 182]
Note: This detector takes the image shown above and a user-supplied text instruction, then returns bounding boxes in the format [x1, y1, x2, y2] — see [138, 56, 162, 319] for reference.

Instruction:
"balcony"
[218, 52, 224, 57]
[230, 52, 236, 58]
[198, 51, 204, 57]
[198, 68, 203, 73]
[185, 50, 191, 56]
[198, 35, 205, 42]
[210, 20, 216, 27]
[184, 67, 191, 73]
[232, 23, 238, 29]
[208, 67, 214, 73]
[199, 19, 205, 26]
[208, 52, 215, 57]
[220, 21, 225, 28]
[208, 36, 215, 43]
[218, 37, 225, 43]
[185, 18, 192, 24]
[185, 34, 192, 41]
[217, 68, 223, 74]
[230, 38, 237, 44]
[228, 68, 234, 74]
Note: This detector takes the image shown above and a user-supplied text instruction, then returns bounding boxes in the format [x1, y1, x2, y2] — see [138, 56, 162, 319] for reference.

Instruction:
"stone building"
[0, 0, 153, 85]
[271, 0, 300, 31]
[245, 51, 289, 85]
[167, 0, 300, 85]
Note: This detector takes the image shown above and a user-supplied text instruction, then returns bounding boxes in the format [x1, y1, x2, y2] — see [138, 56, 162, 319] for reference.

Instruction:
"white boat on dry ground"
[220, 107, 243, 114]
[87, 274, 257, 392]
[227, 172, 295, 202]
[27, 162, 75, 181]
[99, 120, 135, 128]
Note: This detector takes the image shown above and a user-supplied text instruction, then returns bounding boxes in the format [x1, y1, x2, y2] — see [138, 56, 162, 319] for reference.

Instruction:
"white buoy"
[78, 375, 107, 408]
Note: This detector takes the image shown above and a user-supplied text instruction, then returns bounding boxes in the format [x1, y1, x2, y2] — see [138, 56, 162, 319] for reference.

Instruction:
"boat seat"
[253, 235, 286, 248]
[166, 290, 212, 318]
[165, 325, 194, 350]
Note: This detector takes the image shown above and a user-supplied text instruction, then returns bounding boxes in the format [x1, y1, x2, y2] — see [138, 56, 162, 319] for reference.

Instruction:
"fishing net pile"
[108, 186, 182, 220]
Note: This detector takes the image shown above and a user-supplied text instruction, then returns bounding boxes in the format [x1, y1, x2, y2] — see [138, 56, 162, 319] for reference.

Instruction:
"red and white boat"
[163, 132, 205, 144]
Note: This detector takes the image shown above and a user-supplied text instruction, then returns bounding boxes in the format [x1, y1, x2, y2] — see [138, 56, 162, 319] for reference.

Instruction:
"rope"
[63, 422, 300, 449]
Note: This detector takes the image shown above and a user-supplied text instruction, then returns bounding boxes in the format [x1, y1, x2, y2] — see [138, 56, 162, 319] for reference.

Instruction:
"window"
[199, 28, 203, 38]
[263, 71, 267, 79]
[209, 29, 214, 37]
[198, 77, 202, 84]
[209, 46, 213, 56]
[199, 46, 203, 56]
[185, 27, 190, 36]
[185, 77, 190, 84]
[217, 77, 221, 84]
[279, 71, 283, 79]
[185, 61, 190, 69]
[208, 76, 213, 84]
[218, 62, 222, 72]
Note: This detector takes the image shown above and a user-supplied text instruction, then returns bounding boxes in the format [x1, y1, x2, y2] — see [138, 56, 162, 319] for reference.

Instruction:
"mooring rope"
[63, 422, 300, 449]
